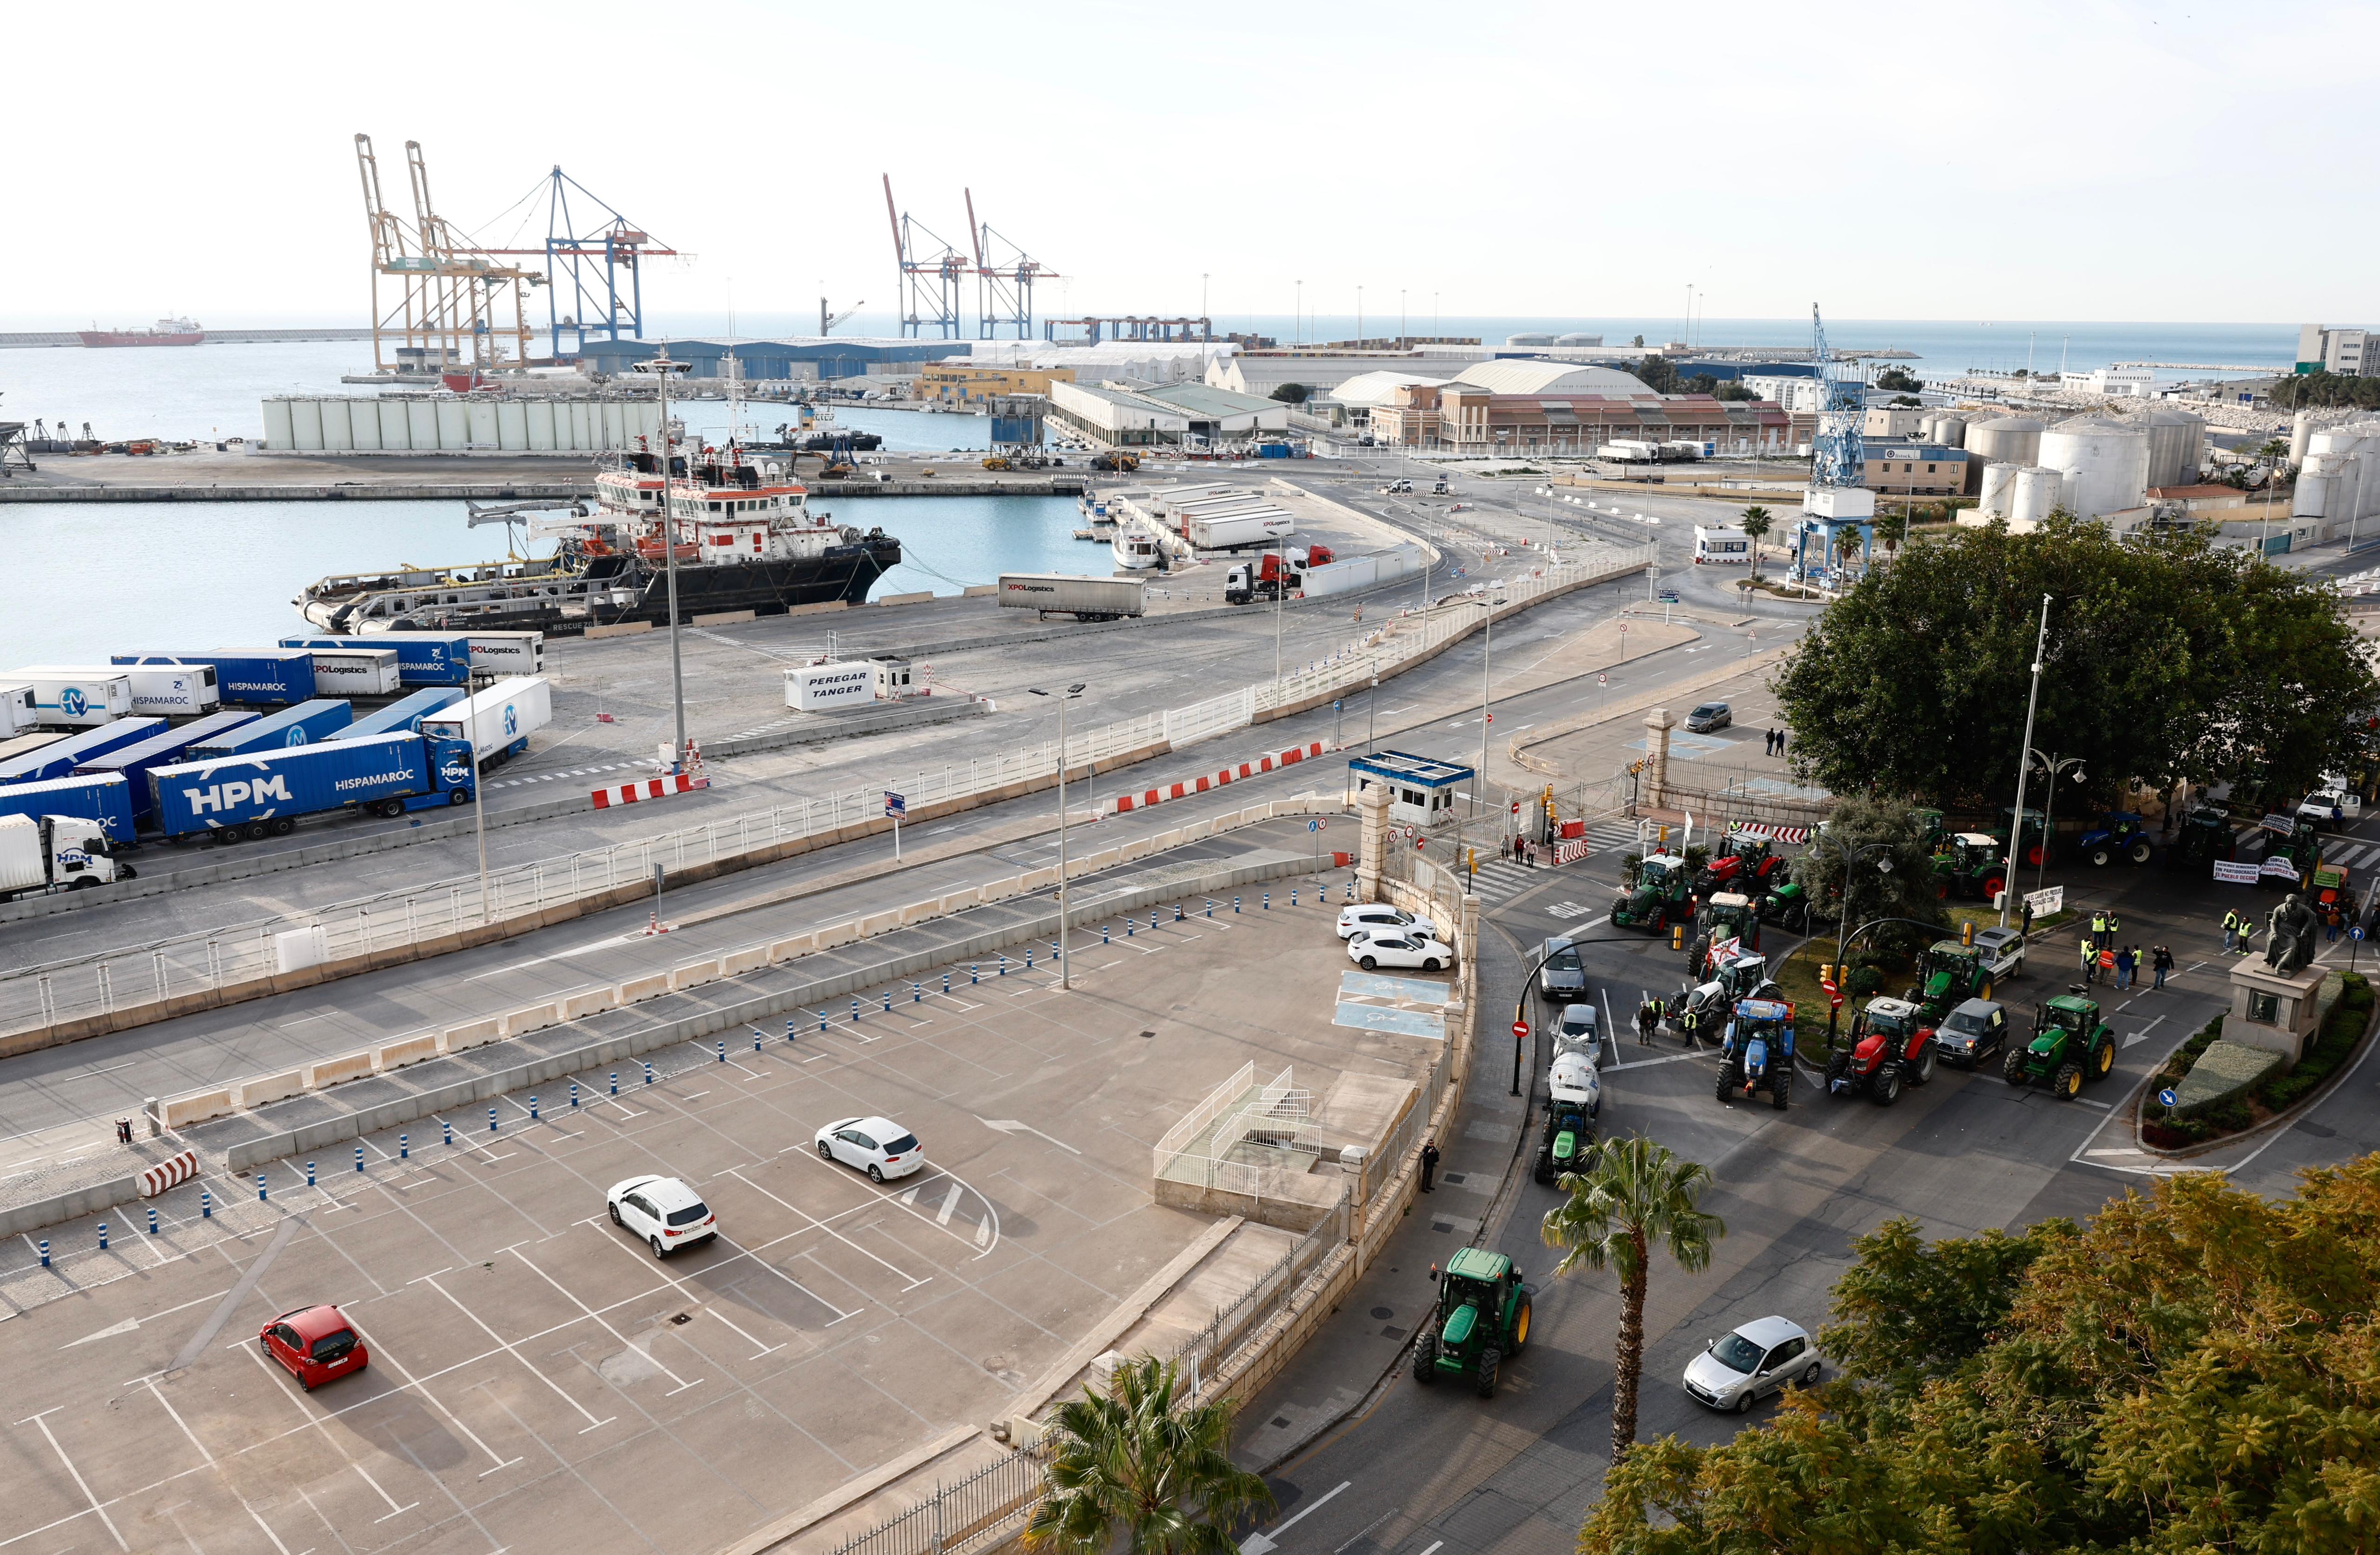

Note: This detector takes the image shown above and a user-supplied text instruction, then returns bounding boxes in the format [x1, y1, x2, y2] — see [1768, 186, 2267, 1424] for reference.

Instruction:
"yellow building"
[914, 363, 1077, 404]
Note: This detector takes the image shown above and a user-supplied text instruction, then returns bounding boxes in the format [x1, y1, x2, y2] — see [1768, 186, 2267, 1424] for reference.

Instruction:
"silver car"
[1685, 702, 1732, 733]
[1682, 1315, 1822, 1412]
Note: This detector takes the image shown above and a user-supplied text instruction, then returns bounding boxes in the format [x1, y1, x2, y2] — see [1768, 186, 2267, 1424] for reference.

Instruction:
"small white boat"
[1111, 522, 1164, 571]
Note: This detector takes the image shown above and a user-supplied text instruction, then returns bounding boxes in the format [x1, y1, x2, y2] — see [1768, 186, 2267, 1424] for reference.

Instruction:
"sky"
[5, 0, 2372, 331]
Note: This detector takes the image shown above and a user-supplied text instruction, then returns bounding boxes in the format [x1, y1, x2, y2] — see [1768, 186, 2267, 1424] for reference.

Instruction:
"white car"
[1337, 904, 1441, 942]
[2299, 787, 2363, 830]
[1348, 933, 1455, 973]
[1682, 1315, 1822, 1413]
[815, 1115, 925, 1182]
[607, 1175, 718, 1259]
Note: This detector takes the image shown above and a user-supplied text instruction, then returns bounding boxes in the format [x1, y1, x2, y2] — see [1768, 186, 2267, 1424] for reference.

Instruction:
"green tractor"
[1414, 1246, 1535, 1398]
[1611, 851, 1693, 932]
[1758, 877, 1813, 932]
[1905, 929, 2024, 1019]
[1929, 832, 2010, 902]
[2002, 805, 2052, 870]
[2169, 804, 2236, 871]
[2003, 990, 2116, 1099]
[2264, 817, 2324, 891]
[1686, 890, 1763, 977]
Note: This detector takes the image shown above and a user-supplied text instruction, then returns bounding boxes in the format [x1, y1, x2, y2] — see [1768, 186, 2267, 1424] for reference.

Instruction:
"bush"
[1847, 966, 1884, 997]
[2250, 971, 2370, 1113]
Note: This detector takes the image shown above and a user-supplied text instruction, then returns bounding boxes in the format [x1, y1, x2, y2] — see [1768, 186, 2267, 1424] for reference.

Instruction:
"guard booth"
[1349, 750, 1472, 829]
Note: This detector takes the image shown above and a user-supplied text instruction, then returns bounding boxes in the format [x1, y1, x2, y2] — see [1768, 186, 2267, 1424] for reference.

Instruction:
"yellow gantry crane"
[356, 133, 541, 378]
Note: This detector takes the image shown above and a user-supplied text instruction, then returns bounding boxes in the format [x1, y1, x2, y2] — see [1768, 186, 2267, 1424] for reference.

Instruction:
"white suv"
[607, 1175, 718, 1258]
[1338, 904, 1441, 942]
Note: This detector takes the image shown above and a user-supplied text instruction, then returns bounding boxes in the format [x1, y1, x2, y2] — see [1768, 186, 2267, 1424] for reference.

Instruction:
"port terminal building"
[579, 337, 955, 382]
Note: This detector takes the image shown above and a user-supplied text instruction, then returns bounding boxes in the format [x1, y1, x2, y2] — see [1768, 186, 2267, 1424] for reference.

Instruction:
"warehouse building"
[580, 336, 952, 382]
[1362, 356, 1804, 456]
[1045, 380, 1288, 448]
[915, 362, 1077, 404]
[1862, 443, 1974, 497]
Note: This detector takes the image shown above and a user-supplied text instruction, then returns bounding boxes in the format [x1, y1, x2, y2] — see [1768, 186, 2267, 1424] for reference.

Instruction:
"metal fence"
[1, 540, 1650, 1044]
[1170, 1190, 1350, 1396]
[821, 1441, 1051, 1555]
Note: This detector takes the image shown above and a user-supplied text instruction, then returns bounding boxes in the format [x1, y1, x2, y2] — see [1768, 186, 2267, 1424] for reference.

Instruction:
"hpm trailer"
[0, 774, 139, 845]
[72, 710, 260, 825]
[279, 634, 473, 688]
[11, 663, 219, 718]
[0, 813, 136, 901]
[115, 650, 316, 707]
[0, 718, 166, 784]
[148, 731, 477, 844]
[416, 676, 550, 764]
[186, 699, 352, 757]
[338, 686, 466, 740]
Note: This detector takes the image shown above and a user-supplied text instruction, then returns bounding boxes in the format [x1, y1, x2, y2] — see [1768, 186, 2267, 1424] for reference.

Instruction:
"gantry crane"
[474, 167, 677, 362]
[964, 188, 1057, 340]
[883, 175, 968, 339]
[355, 134, 540, 376]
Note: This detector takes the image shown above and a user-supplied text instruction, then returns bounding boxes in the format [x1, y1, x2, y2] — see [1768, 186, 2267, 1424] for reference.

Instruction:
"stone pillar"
[2223, 960, 2329, 1071]
[1643, 706, 1675, 809]
[1356, 780, 1392, 903]
[1459, 891, 1481, 986]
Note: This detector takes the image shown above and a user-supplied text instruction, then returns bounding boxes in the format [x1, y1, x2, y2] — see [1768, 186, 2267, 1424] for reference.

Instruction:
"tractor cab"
[1671, 952, 1776, 1036]
[2077, 811, 2153, 867]
[1758, 877, 1811, 931]
[1613, 851, 1693, 931]
[1719, 996, 1795, 1109]
[2170, 804, 2235, 870]
[1533, 1054, 1600, 1183]
[2265, 818, 2324, 890]
[1908, 940, 1988, 1017]
[1688, 890, 1762, 975]
[2313, 862, 2352, 922]
[1417, 1246, 1534, 1397]
[1826, 995, 1937, 1104]
[1909, 807, 1947, 852]
[2000, 806, 2051, 869]
[1931, 833, 2009, 902]
[1699, 831, 1779, 893]
[2005, 990, 2116, 1098]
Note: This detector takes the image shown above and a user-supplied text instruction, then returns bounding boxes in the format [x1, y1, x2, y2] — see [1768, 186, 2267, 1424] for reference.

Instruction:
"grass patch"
[2140, 972, 2373, 1148]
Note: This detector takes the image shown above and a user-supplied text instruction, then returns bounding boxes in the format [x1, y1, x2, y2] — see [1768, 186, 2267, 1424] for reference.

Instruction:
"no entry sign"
[1511, 1020, 1530, 1041]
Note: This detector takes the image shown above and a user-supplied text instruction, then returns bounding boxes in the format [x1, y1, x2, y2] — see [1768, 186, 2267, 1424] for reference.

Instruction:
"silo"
[2138, 408, 2205, 490]
[2290, 409, 2313, 469]
[2039, 416, 2149, 516]
[261, 397, 294, 451]
[2010, 466, 2065, 525]
[1554, 332, 1603, 347]
[1965, 414, 2043, 467]
[1933, 414, 1967, 449]
[1507, 332, 1557, 347]
[1978, 462, 2018, 516]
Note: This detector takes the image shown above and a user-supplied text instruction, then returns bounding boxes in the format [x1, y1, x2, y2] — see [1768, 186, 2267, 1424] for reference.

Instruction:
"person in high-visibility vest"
[2080, 936, 2098, 982]
[2221, 909, 2242, 954]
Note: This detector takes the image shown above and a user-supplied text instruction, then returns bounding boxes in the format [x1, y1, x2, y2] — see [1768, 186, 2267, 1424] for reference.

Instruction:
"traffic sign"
[1484, 712, 1494, 724]
[2158, 1087, 2178, 1108]
[1308, 818, 1328, 832]
[1830, 992, 1844, 1010]
[1597, 672, 1607, 687]
[1511, 801, 1521, 815]
[883, 791, 906, 818]
[1511, 1020, 1530, 1041]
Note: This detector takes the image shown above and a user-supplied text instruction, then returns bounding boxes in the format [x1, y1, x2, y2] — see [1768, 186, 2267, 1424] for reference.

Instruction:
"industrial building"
[1043, 380, 1287, 448]
[1742, 374, 1828, 414]
[1960, 409, 2207, 532]
[2057, 366, 2157, 397]
[2297, 324, 2373, 376]
[914, 362, 1076, 404]
[1863, 443, 1973, 497]
[2291, 421, 2380, 532]
[578, 336, 956, 382]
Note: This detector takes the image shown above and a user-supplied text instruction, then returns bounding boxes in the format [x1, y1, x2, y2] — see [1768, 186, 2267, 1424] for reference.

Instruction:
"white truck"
[0, 812, 135, 900]
[14, 663, 221, 719]
[2298, 782, 2364, 830]
[0, 684, 36, 738]
[6, 668, 136, 727]
[996, 573, 1147, 621]
[1184, 509, 1296, 551]
[416, 675, 551, 765]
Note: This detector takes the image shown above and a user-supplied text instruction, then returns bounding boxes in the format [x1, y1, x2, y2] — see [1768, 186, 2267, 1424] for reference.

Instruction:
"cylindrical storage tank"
[1507, 332, 1556, 346]
[600, 401, 628, 448]
[434, 400, 468, 450]
[1933, 414, 1966, 449]
[378, 400, 412, 450]
[2010, 466, 2064, 525]
[2291, 409, 2313, 468]
[407, 399, 438, 450]
[1965, 415, 2043, 467]
[494, 401, 529, 450]
[1554, 333, 1601, 346]
[2295, 468, 2337, 519]
[525, 400, 556, 451]
[1979, 461, 2017, 516]
[289, 397, 324, 451]
[261, 397, 294, 451]
[2138, 408, 2205, 490]
[318, 398, 354, 451]
[465, 402, 499, 448]
[2039, 417, 2149, 516]
[629, 401, 661, 443]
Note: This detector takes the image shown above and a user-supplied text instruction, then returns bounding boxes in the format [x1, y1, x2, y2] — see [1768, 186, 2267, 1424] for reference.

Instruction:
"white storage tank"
[1933, 414, 1966, 449]
[2137, 408, 2206, 490]
[319, 398, 354, 452]
[1978, 462, 2018, 517]
[1965, 415, 2044, 467]
[262, 398, 295, 450]
[2038, 416, 2149, 517]
[2010, 466, 2066, 525]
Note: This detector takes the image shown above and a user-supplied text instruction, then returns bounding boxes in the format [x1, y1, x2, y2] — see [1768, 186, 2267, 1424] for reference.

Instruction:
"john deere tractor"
[2003, 990, 2116, 1099]
[2169, 804, 2236, 871]
[1930, 833, 2010, 902]
[1905, 939, 1991, 1020]
[1717, 997, 1795, 1109]
[2076, 811, 2154, 867]
[1758, 877, 1812, 932]
[1611, 851, 1693, 932]
[1414, 1246, 1534, 1398]
[1686, 891, 1763, 977]
[2264, 817, 2324, 890]
[1532, 1059, 1598, 1184]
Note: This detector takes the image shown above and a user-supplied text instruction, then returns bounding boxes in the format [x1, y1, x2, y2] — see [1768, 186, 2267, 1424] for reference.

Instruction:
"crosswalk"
[1456, 819, 1641, 905]
[2322, 840, 2380, 869]
[486, 759, 649, 792]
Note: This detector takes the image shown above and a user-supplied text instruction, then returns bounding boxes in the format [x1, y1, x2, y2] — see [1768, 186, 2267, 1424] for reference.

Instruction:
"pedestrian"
[2079, 935, 2097, 982]
[2020, 900, 2035, 939]
[2099, 943, 2117, 984]
[2327, 908, 2343, 944]
[2089, 909, 2109, 939]
[2104, 909, 2122, 937]
[1636, 998, 1657, 1046]
[1419, 1139, 1440, 1193]
[1776, 730, 1787, 758]
[2152, 943, 2173, 988]
[2115, 945, 2135, 989]
[2221, 908, 2241, 954]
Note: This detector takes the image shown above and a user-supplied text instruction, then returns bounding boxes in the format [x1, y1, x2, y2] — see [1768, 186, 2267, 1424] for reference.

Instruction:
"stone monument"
[2223, 949, 2331, 1072]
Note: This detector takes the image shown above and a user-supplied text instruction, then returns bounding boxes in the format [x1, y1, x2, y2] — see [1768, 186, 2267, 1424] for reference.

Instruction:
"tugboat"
[295, 444, 901, 636]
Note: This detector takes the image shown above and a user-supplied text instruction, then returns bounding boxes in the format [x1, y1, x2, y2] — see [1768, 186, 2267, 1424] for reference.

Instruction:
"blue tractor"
[1718, 997, 1795, 1110]
[2076, 811, 2154, 867]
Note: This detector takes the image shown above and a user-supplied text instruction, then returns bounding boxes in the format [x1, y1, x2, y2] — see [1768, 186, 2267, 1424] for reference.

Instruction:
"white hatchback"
[607, 1175, 718, 1258]
[1337, 904, 1440, 942]
[1347, 933, 1455, 973]
[1682, 1314, 1822, 1412]
[815, 1115, 925, 1182]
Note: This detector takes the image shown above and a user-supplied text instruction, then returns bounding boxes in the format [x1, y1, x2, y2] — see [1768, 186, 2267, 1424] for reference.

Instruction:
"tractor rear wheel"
[1511, 1297, 1532, 1351]
[1413, 1332, 1438, 1384]
[1871, 1065, 1901, 1107]
[2089, 845, 2112, 867]
[2128, 838, 2154, 865]
[1771, 1071, 1791, 1110]
[1911, 1047, 1937, 1086]
[2054, 1060, 2083, 1099]
[2003, 1050, 2029, 1086]
[1475, 1346, 1501, 1399]
[1983, 874, 2006, 898]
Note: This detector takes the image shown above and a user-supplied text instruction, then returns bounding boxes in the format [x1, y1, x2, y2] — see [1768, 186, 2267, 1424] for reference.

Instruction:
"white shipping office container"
[785, 662, 875, 712]
[0, 685, 37, 738]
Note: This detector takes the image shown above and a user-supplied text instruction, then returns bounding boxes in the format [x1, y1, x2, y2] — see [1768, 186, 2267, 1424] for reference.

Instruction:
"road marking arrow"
[1240, 1481, 1351, 1555]
[2122, 1014, 2168, 1049]
[976, 1117, 1081, 1154]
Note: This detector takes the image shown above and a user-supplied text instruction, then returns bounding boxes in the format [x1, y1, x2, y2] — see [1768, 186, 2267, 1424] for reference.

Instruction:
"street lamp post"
[1028, 684, 1087, 990]
[651, 345, 692, 766]
[1478, 593, 1505, 820]
[2026, 750, 2087, 899]
[1998, 594, 2054, 927]
[1811, 834, 1895, 1044]
[465, 734, 490, 923]
[1367, 674, 1380, 753]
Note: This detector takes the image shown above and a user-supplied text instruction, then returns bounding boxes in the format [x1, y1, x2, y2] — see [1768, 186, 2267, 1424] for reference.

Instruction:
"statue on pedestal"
[2265, 891, 2320, 975]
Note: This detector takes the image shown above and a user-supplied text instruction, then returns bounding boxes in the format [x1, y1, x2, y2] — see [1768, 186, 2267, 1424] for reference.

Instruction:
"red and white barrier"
[1735, 822, 1811, 846]
[1554, 837, 1591, 865]
[1111, 741, 1328, 814]
[139, 1150, 198, 1198]
[592, 772, 709, 810]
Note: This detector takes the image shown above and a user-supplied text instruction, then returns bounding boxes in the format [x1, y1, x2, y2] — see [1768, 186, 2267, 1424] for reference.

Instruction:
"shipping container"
[995, 573, 1146, 621]
[0, 773, 139, 844]
[784, 661, 876, 712]
[405, 631, 545, 678]
[115, 650, 316, 707]
[0, 731, 66, 764]
[0, 684, 36, 738]
[0, 718, 167, 784]
[6, 668, 135, 727]
[72, 710, 262, 824]
[308, 648, 404, 698]
[187, 699, 353, 758]
[416, 676, 550, 763]
[147, 731, 477, 843]
[11, 662, 219, 718]
[1184, 510, 1296, 551]
[338, 686, 467, 741]
[278, 634, 473, 687]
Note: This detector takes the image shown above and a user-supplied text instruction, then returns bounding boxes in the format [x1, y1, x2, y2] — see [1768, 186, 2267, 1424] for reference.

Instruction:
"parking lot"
[0, 864, 1445, 1555]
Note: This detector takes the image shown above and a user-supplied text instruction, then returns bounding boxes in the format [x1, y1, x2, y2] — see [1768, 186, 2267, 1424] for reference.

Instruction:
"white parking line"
[727, 1168, 932, 1291]
[414, 1272, 615, 1434]
[335, 1315, 522, 1476]
[522, 1243, 715, 1385]
[19, 1408, 127, 1552]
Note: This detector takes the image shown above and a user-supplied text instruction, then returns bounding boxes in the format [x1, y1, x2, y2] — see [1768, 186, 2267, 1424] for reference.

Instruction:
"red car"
[259, 1305, 369, 1390]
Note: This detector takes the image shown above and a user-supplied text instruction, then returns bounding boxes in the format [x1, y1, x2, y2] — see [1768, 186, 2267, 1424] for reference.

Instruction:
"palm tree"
[1738, 505, 1773, 583]
[1541, 1134, 1726, 1467]
[1024, 1355, 1275, 1555]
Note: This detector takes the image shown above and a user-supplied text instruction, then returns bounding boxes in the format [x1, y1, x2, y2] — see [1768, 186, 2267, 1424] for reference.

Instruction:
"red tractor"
[1822, 996, 1938, 1106]
[1698, 830, 1787, 896]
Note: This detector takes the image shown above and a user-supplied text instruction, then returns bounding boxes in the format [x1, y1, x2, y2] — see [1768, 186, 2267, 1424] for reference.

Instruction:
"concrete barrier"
[500, 1002, 559, 1038]
[161, 1089, 234, 1128]
[815, 921, 859, 950]
[302, 1052, 375, 1089]
[617, 973, 669, 1002]
[560, 989, 614, 1021]
[236, 1070, 306, 1108]
[767, 933, 813, 962]
[939, 886, 981, 913]
[858, 910, 901, 936]
[721, 948, 766, 977]
[666, 962, 719, 993]
[374, 1034, 440, 1071]
[440, 1018, 501, 1054]
[897, 900, 937, 926]
[0, 1177, 138, 1240]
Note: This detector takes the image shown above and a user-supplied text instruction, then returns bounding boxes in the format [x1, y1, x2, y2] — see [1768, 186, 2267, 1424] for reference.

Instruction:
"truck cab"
[1223, 553, 1302, 606]
[0, 812, 135, 901]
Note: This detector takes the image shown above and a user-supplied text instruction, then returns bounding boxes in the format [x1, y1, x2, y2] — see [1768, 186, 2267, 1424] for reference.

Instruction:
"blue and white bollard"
[1206, 899, 1215, 918]
[489, 1107, 498, 1133]
[819, 1010, 829, 1033]
[39, 1239, 49, 1266]
[147, 1206, 158, 1235]
[942, 972, 950, 995]
[1263, 891, 1270, 910]
[99, 1222, 108, 1251]
[788, 1018, 800, 1043]
[912, 982, 921, 1004]
[444, 1119, 454, 1146]
[306, 1161, 317, 1187]
[356, 1144, 366, 1172]
[399, 1134, 409, 1159]
[201, 1190, 212, 1219]
[972, 963, 980, 984]
[754, 1031, 764, 1054]
[882, 989, 892, 1013]
[1291, 889, 1298, 906]
[644, 1061, 654, 1086]
[1235, 895, 1242, 914]
[1175, 903, 1184, 921]
[716, 1041, 726, 1063]
[853, 997, 862, 1023]
[1102, 925, 1111, 944]
[1026, 948, 1035, 968]
[1126, 917, 1134, 938]
[610, 1072, 619, 1095]
[571, 1081, 581, 1107]
[999, 955, 1008, 977]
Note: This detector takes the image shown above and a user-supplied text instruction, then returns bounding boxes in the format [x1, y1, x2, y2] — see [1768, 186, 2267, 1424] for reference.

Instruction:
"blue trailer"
[114, 650, 317, 707]
[73, 710, 261, 825]
[148, 731, 477, 843]
[0, 774, 139, 844]
[0, 718, 168, 785]
[338, 686, 467, 741]
[278, 634, 472, 688]
[187, 699, 352, 758]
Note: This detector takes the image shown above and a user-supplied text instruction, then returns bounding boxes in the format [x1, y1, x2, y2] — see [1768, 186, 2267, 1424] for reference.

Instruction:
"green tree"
[1630, 333, 1646, 348]
[1737, 505, 1773, 583]
[1788, 794, 1952, 956]
[1887, 394, 1922, 408]
[1579, 1160, 2380, 1555]
[1634, 355, 1682, 395]
[1269, 382, 1309, 405]
[1712, 381, 1754, 402]
[1773, 520, 2380, 809]
[1024, 1355, 1275, 1555]
[1874, 366, 1924, 391]
[1540, 1135, 1725, 1468]
[1871, 509, 1908, 555]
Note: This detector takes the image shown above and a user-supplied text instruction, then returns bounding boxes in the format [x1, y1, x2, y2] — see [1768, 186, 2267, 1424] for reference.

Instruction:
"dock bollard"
[489, 1107, 498, 1133]
[39, 1239, 49, 1266]
[399, 1134, 409, 1159]
[98, 1223, 106, 1251]
[356, 1144, 366, 1172]
[201, 1190, 211, 1219]
[307, 1161, 317, 1187]
[147, 1206, 158, 1235]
